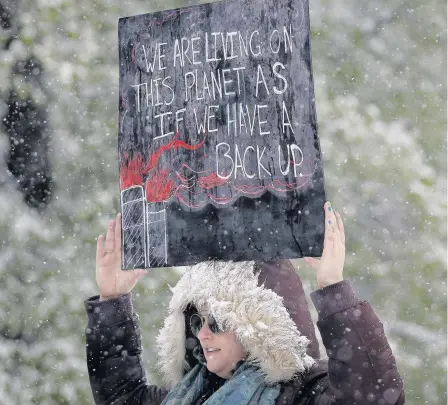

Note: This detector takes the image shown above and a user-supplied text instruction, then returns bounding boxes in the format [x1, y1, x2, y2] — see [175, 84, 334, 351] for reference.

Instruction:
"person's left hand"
[303, 202, 345, 288]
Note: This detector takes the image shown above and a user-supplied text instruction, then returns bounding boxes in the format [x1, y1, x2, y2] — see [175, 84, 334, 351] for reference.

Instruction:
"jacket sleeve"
[304, 280, 405, 405]
[85, 293, 169, 405]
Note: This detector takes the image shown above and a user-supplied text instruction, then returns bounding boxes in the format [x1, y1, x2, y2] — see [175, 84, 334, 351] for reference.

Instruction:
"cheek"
[229, 338, 245, 359]
[217, 333, 245, 361]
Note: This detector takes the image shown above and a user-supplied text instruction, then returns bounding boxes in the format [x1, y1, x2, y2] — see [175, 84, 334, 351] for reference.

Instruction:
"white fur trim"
[156, 261, 315, 386]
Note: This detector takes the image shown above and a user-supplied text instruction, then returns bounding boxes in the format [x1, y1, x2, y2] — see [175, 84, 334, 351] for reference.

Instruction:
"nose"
[197, 321, 213, 341]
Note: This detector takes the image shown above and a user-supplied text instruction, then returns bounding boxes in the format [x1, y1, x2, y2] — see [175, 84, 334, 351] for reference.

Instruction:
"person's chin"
[205, 361, 221, 374]
[205, 358, 217, 369]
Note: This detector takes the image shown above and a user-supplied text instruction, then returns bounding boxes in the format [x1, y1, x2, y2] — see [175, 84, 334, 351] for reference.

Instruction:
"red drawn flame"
[120, 153, 144, 189]
[141, 131, 207, 175]
[145, 169, 175, 202]
[120, 131, 207, 191]
[198, 172, 228, 189]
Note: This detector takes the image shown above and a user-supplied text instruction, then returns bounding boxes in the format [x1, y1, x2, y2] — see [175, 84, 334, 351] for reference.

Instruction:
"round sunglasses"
[190, 313, 222, 336]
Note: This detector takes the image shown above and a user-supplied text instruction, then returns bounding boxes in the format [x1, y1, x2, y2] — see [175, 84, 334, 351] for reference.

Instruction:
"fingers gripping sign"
[324, 202, 344, 251]
[304, 202, 345, 288]
[334, 209, 345, 247]
[96, 213, 147, 301]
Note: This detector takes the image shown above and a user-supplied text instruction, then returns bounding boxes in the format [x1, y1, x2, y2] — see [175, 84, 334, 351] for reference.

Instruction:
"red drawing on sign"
[120, 129, 317, 209]
[141, 131, 207, 175]
[153, 9, 191, 26]
[198, 172, 228, 189]
[120, 153, 144, 189]
[145, 169, 175, 202]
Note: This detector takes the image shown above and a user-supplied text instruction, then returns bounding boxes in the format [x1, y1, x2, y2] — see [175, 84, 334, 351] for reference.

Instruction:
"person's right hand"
[96, 213, 147, 301]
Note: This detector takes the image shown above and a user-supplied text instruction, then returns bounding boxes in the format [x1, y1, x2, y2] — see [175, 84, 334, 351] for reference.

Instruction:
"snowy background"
[0, 0, 446, 404]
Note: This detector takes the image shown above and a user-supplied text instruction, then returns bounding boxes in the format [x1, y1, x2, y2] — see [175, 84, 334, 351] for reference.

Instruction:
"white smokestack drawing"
[120, 185, 147, 269]
[145, 201, 168, 268]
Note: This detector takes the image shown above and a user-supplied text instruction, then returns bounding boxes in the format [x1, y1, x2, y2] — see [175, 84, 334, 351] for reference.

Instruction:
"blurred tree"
[0, 0, 445, 404]
[1, 0, 52, 209]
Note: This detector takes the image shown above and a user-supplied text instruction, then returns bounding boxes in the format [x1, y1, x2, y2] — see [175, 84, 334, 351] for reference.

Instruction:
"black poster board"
[118, 0, 326, 269]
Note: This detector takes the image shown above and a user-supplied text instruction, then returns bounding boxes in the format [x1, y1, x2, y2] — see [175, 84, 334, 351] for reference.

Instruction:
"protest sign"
[118, 0, 326, 269]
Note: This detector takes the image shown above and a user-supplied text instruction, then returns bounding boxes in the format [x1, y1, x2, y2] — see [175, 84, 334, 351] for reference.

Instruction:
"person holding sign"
[85, 202, 405, 405]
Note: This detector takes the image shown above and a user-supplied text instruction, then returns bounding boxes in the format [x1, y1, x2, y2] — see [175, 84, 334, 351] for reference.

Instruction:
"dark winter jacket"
[85, 260, 405, 405]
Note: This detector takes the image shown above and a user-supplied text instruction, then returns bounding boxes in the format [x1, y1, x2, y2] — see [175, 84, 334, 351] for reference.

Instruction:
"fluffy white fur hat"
[156, 261, 315, 386]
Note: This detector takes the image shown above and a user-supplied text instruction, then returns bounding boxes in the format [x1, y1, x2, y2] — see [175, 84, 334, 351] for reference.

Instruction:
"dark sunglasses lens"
[207, 315, 221, 334]
[190, 314, 202, 336]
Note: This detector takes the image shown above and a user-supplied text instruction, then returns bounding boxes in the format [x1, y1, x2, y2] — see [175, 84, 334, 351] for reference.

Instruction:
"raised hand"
[96, 213, 147, 301]
[304, 202, 345, 288]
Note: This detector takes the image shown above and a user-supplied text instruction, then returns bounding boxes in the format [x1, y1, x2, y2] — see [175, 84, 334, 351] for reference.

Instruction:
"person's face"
[193, 313, 245, 379]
